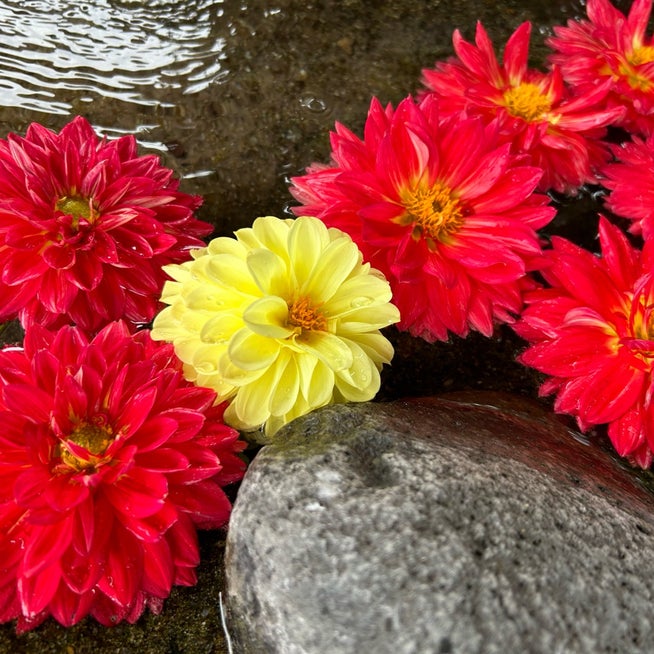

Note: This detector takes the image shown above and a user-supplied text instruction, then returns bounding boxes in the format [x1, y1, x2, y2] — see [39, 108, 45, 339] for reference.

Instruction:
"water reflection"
[0, 0, 227, 114]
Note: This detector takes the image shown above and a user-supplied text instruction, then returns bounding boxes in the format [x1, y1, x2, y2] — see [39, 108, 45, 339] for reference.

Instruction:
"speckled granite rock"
[225, 393, 654, 654]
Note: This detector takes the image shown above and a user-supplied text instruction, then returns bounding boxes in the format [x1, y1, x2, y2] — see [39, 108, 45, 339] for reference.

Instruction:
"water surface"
[0, 0, 227, 114]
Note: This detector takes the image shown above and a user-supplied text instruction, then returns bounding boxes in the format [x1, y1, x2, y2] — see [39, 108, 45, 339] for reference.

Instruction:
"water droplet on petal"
[350, 296, 374, 309]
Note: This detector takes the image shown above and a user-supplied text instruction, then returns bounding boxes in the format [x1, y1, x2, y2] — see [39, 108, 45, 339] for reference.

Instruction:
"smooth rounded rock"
[225, 392, 654, 654]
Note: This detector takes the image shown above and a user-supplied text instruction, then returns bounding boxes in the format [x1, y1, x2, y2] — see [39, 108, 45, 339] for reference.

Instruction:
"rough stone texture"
[226, 393, 654, 654]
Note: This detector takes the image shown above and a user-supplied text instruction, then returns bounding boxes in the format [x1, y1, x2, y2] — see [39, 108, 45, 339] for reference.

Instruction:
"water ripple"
[0, 0, 228, 114]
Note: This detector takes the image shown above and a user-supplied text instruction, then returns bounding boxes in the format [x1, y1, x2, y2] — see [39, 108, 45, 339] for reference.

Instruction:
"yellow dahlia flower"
[151, 216, 400, 437]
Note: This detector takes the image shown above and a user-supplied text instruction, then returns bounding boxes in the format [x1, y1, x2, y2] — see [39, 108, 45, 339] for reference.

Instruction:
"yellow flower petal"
[206, 253, 260, 295]
[347, 332, 395, 365]
[169, 335, 204, 364]
[298, 355, 335, 408]
[161, 263, 193, 285]
[323, 272, 394, 318]
[333, 298, 401, 332]
[243, 296, 293, 339]
[151, 307, 184, 341]
[181, 307, 216, 334]
[201, 313, 244, 345]
[206, 235, 245, 257]
[228, 327, 281, 371]
[152, 215, 399, 437]
[295, 330, 353, 371]
[288, 216, 329, 287]
[231, 363, 282, 428]
[335, 365, 380, 401]
[301, 235, 361, 303]
[269, 395, 312, 436]
[248, 215, 294, 258]
[219, 352, 267, 387]
[223, 400, 254, 433]
[337, 339, 380, 390]
[246, 248, 291, 298]
[269, 351, 301, 416]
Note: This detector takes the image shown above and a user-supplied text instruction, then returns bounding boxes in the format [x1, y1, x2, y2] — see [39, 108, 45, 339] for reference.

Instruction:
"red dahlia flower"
[420, 21, 624, 192]
[290, 95, 555, 342]
[600, 133, 654, 238]
[0, 321, 246, 632]
[0, 116, 212, 334]
[547, 0, 654, 136]
[515, 216, 654, 468]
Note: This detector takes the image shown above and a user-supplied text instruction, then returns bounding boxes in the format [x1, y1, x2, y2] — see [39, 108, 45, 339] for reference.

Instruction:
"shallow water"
[0, 0, 227, 113]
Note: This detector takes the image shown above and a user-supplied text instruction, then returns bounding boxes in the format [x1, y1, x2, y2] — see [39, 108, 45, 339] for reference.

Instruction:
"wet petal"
[295, 331, 353, 371]
[247, 248, 290, 298]
[227, 327, 281, 371]
[243, 295, 293, 338]
[302, 236, 360, 303]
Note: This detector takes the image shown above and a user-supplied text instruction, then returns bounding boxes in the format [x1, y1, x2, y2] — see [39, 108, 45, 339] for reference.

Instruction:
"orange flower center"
[630, 45, 654, 66]
[60, 421, 114, 473]
[502, 83, 551, 122]
[620, 287, 654, 363]
[619, 45, 654, 91]
[398, 182, 465, 249]
[56, 194, 98, 229]
[287, 296, 327, 332]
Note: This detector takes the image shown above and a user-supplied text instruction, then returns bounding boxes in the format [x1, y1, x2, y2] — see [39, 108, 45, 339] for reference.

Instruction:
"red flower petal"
[291, 94, 555, 342]
[104, 469, 168, 519]
[516, 216, 654, 467]
[0, 321, 246, 629]
[22, 517, 73, 578]
[115, 386, 158, 438]
[49, 585, 95, 627]
[96, 528, 142, 608]
[0, 116, 210, 333]
[141, 538, 174, 597]
[18, 562, 62, 617]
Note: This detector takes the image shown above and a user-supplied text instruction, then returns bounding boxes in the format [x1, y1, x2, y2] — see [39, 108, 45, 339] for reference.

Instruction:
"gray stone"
[225, 393, 654, 654]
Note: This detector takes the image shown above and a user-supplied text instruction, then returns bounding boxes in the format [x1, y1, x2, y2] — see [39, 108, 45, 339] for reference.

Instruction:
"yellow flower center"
[618, 45, 654, 91]
[502, 83, 551, 122]
[60, 421, 114, 473]
[630, 45, 654, 66]
[617, 288, 654, 364]
[287, 296, 327, 332]
[398, 182, 465, 249]
[56, 194, 98, 229]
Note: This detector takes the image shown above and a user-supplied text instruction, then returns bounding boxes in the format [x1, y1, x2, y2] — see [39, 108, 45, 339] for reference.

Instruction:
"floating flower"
[420, 21, 624, 192]
[547, 0, 654, 136]
[151, 215, 399, 437]
[0, 116, 212, 334]
[515, 216, 654, 468]
[289, 95, 555, 342]
[600, 133, 654, 237]
[0, 321, 246, 631]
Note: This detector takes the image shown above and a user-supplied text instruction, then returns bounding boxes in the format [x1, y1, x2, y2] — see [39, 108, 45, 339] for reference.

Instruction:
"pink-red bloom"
[420, 21, 624, 192]
[547, 0, 654, 136]
[515, 216, 654, 468]
[0, 321, 246, 632]
[290, 95, 555, 342]
[600, 132, 654, 237]
[0, 116, 212, 334]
